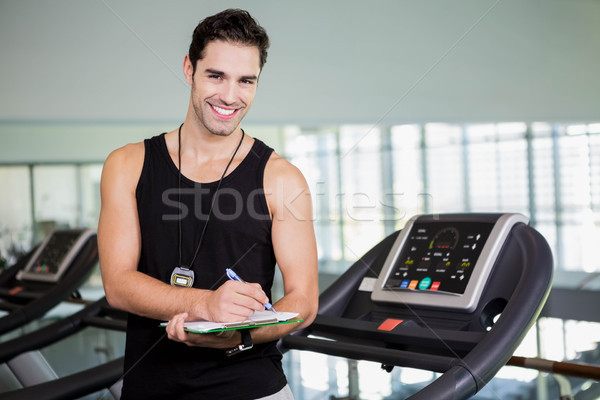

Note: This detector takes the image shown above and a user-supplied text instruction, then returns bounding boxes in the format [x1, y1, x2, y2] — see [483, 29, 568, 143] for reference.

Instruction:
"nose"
[219, 81, 238, 106]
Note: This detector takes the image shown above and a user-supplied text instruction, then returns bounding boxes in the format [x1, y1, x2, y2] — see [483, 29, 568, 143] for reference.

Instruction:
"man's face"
[185, 40, 261, 137]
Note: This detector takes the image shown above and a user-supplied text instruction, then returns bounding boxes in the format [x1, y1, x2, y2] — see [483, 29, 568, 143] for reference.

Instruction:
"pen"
[226, 268, 277, 312]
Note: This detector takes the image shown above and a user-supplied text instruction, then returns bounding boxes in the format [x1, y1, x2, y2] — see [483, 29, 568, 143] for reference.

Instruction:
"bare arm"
[259, 154, 319, 333]
[98, 143, 269, 325]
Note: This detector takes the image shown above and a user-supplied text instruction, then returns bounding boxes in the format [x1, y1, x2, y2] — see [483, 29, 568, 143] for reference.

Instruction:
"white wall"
[0, 123, 286, 163]
[0, 0, 599, 161]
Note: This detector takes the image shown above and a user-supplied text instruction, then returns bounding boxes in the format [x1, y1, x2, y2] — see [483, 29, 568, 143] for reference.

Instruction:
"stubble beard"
[191, 100, 239, 137]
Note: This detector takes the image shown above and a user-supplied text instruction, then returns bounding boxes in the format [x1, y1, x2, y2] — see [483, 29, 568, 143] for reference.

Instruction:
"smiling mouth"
[210, 104, 238, 118]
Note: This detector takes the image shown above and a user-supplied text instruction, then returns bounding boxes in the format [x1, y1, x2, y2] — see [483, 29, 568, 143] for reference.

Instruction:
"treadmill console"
[371, 213, 528, 311]
[16, 229, 96, 283]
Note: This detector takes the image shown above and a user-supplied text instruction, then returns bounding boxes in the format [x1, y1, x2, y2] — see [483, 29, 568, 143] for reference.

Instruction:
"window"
[284, 121, 600, 273]
[423, 124, 465, 214]
[390, 125, 423, 230]
[0, 162, 103, 288]
[33, 165, 79, 235]
[0, 166, 32, 265]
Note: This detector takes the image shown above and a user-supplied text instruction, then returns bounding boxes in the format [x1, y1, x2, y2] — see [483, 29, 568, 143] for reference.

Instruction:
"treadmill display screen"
[17, 229, 95, 283]
[27, 231, 82, 276]
[382, 221, 494, 295]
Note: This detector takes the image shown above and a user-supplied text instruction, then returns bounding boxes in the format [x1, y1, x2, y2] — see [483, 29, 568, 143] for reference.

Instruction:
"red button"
[378, 318, 404, 331]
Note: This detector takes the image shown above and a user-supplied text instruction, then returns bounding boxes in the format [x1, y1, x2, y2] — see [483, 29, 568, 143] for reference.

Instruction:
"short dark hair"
[188, 9, 270, 74]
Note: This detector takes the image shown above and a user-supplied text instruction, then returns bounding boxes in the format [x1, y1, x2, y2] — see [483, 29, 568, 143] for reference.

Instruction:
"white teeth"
[212, 105, 235, 116]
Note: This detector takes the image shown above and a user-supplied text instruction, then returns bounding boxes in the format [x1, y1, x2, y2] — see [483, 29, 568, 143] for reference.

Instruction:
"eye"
[208, 74, 223, 80]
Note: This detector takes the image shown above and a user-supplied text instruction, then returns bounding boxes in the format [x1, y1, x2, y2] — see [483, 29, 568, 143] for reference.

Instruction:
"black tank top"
[121, 133, 286, 400]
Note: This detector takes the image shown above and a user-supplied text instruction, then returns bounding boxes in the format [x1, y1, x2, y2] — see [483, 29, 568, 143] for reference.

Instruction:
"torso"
[120, 132, 287, 399]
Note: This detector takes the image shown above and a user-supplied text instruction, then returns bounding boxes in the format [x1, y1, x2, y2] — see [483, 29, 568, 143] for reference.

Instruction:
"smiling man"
[188, 43, 259, 137]
[98, 9, 318, 400]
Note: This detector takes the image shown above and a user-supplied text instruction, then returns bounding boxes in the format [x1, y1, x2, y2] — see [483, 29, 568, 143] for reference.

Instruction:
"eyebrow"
[205, 68, 225, 77]
[204, 68, 258, 82]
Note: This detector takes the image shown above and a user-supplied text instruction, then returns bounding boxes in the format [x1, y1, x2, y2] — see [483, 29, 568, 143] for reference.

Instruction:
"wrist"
[187, 288, 210, 321]
[225, 329, 253, 356]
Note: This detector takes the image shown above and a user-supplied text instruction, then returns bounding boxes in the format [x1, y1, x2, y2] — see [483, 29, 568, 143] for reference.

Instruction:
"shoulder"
[106, 141, 145, 163]
[101, 141, 146, 192]
[264, 152, 312, 219]
[264, 152, 308, 190]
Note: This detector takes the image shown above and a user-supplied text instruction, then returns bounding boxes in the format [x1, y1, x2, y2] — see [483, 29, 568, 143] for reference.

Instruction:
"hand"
[165, 312, 238, 348]
[200, 280, 269, 323]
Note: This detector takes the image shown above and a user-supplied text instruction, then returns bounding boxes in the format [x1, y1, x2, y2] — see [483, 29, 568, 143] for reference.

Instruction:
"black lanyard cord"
[176, 124, 245, 269]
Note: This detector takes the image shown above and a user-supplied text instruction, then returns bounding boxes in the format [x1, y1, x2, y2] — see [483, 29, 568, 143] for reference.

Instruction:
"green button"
[419, 277, 432, 290]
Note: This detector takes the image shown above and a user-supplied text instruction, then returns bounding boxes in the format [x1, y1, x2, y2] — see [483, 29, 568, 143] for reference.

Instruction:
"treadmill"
[0, 228, 98, 335]
[0, 297, 126, 400]
[282, 213, 553, 399]
[0, 228, 101, 396]
[0, 213, 554, 399]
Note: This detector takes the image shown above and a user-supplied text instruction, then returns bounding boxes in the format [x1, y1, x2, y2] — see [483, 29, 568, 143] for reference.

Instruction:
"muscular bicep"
[267, 157, 319, 323]
[271, 186, 316, 293]
[97, 146, 144, 306]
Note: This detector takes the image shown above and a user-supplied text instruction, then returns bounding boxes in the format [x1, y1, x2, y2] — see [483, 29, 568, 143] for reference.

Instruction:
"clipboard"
[160, 311, 303, 334]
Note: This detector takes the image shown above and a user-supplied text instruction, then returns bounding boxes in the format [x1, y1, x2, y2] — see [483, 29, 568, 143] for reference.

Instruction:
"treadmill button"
[378, 318, 404, 331]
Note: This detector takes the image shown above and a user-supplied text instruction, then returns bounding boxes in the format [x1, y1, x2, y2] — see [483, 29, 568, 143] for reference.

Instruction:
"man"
[98, 9, 318, 399]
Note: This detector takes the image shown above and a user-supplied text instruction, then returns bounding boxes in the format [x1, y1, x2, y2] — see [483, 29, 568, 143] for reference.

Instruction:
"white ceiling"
[1, 0, 599, 125]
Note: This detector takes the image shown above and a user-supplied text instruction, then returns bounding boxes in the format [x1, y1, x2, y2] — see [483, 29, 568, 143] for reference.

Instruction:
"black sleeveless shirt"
[121, 133, 286, 400]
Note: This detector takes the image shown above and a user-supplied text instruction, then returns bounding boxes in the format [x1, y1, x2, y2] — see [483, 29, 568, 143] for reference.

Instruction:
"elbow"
[309, 301, 319, 325]
[102, 278, 129, 312]
[302, 278, 320, 326]
[303, 312, 317, 328]
[103, 286, 125, 311]
[99, 261, 136, 313]
[299, 297, 319, 329]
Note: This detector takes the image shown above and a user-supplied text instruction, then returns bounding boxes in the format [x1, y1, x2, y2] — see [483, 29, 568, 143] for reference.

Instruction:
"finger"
[167, 313, 188, 341]
[166, 315, 179, 340]
[215, 330, 234, 339]
[233, 282, 270, 306]
[217, 304, 257, 322]
[209, 282, 269, 322]
[231, 294, 267, 314]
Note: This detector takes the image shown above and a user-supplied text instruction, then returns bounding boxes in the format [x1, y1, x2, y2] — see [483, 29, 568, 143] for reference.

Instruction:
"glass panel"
[33, 165, 78, 239]
[561, 217, 600, 272]
[529, 129, 556, 269]
[466, 123, 529, 214]
[530, 135, 555, 211]
[467, 126, 499, 212]
[531, 122, 552, 138]
[558, 133, 591, 210]
[390, 125, 423, 229]
[80, 164, 103, 229]
[589, 133, 600, 210]
[284, 127, 343, 269]
[496, 138, 529, 212]
[339, 126, 385, 261]
[467, 123, 496, 142]
[496, 122, 527, 140]
[423, 124, 465, 213]
[0, 166, 33, 265]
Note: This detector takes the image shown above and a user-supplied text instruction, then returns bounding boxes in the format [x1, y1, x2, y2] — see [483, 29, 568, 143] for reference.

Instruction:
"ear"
[183, 54, 194, 85]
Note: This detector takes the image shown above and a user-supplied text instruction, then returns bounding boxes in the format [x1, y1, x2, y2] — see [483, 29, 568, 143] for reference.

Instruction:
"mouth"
[210, 104, 239, 120]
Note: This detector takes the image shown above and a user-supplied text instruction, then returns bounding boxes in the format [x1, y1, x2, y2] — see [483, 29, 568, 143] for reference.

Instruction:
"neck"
[180, 122, 244, 161]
